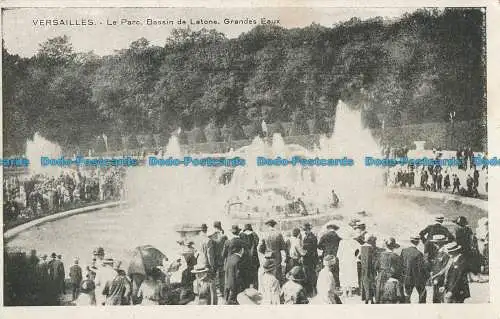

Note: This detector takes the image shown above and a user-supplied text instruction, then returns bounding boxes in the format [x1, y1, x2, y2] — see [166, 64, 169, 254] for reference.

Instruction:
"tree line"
[2, 8, 486, 155]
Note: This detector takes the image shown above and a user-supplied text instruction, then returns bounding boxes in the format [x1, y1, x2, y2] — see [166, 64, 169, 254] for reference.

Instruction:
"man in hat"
[210, 221, 228, 296]
[242, 223, 260, 289]
[360, 234, 377, 304]
[426, 234, 450, 303]
[94, 247, 105, 267]
[441, 242, 470, 303]
[259, 259, 281, 304]
[69, 257, 83, 301]
[103, 260, 131, 305]
[419, 215, 454, 255]
[315, 255, 342, 304]
[301, 223, 318, 297]
[318, 223, 342, 257]
[375, 238, 403, 304]
[224, 241, 244, 304]
[192, 264, 217, 305]
[318, 223, 342, 288]
[197, 223, 215, 274]
[287, 228, 306, 271]
[400, 236, 427, 303]
[452, 216, 475, 272]
[57, 254, 66, 294]
[281, 266, 309, 304]
[48, 252, 65, 296]
[258, 219, 288, 284]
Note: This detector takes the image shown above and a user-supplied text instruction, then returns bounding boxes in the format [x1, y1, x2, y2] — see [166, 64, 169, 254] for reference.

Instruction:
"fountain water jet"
[26, 133, 63, 176]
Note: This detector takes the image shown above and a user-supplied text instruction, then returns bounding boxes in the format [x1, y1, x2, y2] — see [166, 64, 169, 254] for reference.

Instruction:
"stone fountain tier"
[229, 210, 346, 233]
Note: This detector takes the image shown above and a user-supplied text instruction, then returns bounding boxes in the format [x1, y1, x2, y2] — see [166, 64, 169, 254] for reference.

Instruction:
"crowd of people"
[16, 213, 488, 306]
[3, 167, 126, 226]
[387, 147, 488, 198]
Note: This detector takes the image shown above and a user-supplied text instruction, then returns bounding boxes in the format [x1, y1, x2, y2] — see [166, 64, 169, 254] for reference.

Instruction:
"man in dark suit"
[69, 257, 83, 301]
[419, 215, 454, 254]
[442, 242, 470, 303]
[224, 241, 243, 305]
[258, 219, 288, 283]
[222, 225, 251, 288]
[210, 221, 227, 296]
[48, 253, 65, 296]
[302, 223, 318, 297]
[241, 224, 260, 289]
[197, 223, 215, 273]
[318, 223, 342, 288]
[401, 236, 427, 303]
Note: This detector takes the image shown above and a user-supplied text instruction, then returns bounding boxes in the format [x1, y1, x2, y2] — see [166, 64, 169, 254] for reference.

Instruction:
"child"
[191, 264, 217, 305]
[280, 266, 309, 304]
[76, 270, 96, 306]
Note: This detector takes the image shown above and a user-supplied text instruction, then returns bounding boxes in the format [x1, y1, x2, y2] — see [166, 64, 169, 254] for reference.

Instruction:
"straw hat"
[191, 264, 210, 273]
[444, 242, 462, 254]
[429, 234, 447, 243]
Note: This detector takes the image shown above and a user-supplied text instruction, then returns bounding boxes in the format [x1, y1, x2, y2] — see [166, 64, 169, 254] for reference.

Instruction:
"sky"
[2, 7, 418, 57]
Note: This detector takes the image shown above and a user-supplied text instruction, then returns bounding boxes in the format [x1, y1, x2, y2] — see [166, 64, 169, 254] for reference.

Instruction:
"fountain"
[25, 132, 63, 176]
[6, 100, 488, 290]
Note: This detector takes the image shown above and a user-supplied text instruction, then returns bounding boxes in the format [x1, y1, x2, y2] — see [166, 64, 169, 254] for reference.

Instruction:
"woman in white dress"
[336, 220, 365, 297]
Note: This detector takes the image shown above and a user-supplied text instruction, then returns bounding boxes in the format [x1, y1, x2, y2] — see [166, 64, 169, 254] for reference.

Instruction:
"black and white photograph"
[1, 6, 491, 308]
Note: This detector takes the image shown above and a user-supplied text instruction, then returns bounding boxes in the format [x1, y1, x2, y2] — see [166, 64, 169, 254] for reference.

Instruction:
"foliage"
[2, 9, 486, 155]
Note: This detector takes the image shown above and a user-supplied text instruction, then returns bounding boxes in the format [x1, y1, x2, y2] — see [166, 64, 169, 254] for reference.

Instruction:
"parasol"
[127, 245, 166, 277]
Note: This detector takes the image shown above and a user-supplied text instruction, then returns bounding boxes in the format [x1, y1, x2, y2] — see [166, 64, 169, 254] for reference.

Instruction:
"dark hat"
[366, 234, 377, 244]
[356, 210, 368, 217]
[244, 223, 253, 231]
[262, 259, 276, 272]
[191, 264, 210, 273]
[410, 235, 420, 242]
[51, 252, 57, 258]
[302, 222, 312, 230]
[326, 223, 339, 231]
[94, 247, 105, 256]
[454, 216, 468, 227]
[348, 218, 361, 227]
[103, 258, 114, 265]
[444, 242, 462, 254]
[354, 222, 366, 229]
[385, 237, 400, 250]
[287, 266, 306, 282]
[213, 221, 222, 229]
[231, 225, 241, 234]
[57, 254, 62, 258]
[265, 219, 277, 227]
[201, 223, 208, 231]
[435, 215, 445, 223]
